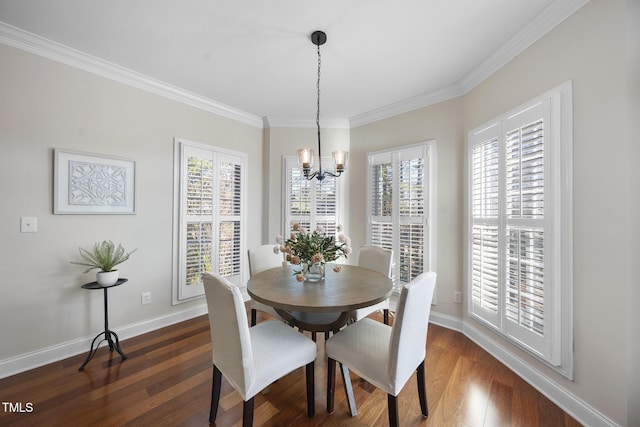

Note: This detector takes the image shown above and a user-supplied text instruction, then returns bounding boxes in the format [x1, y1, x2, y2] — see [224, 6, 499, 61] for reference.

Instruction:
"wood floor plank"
[0, 308, 582, 427]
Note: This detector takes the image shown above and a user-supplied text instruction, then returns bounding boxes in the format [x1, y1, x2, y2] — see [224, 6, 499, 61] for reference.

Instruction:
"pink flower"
[275, 235, 284, 244]
[344, 246, 352, 255]
[336, 224, 343, 232]
[273, 245, 281, 255]
[292, 223, 300, 231]
[311, 253, 324, 263]
[296, 274, 305, 282]
[291, 256, 301, 265]
[333, 265, 342, 273]
[316, 225, 325, 233]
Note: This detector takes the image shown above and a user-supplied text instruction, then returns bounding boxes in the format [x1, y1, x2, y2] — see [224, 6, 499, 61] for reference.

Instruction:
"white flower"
[344, 245, 352, 255]
[316, 225, 325, 234]
[276, 235, 284, 244]
[336, 224, 343, 232]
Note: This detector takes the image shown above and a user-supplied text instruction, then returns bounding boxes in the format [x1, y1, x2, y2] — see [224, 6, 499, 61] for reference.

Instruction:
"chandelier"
[297, 30, 348, 181]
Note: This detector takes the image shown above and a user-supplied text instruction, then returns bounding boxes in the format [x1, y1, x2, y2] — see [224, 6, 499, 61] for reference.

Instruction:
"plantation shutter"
[369, 153, 394, 253]
[176, 141, 246, 302]
[216, 154, 243, 284]
[367, 144, 433, 291]
[284, 156, 341, 238]
[182, 146, 214, 299]
[470, 127, 500, 326]
[469, 99, 558, 362]
[502, 102, 549, 355]
[398, 149, 426, 284]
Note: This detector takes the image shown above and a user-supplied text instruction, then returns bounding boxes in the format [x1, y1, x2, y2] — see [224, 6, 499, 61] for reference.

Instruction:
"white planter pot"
[96, 270, 119, 286]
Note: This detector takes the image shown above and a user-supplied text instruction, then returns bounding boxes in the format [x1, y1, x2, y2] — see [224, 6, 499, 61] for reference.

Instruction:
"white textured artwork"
[68, 160, 127, 206]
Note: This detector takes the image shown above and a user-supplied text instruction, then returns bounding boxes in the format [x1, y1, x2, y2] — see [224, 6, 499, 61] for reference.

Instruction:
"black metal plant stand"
[78, 278, 128, 371]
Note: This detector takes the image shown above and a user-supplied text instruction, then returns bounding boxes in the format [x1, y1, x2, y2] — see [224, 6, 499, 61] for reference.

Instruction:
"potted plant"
[71, 240, 137, 286]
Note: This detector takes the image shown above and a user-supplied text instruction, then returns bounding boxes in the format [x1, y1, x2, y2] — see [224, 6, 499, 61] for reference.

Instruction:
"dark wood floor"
[0, 307, 581, 426]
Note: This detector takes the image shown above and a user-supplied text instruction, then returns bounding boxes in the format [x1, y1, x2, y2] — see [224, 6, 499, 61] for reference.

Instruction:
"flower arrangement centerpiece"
[275, 223, 351, 282]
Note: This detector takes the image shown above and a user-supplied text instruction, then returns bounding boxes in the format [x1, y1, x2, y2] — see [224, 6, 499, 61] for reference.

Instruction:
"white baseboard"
[0, 304, 208, 379]
[0, 305, 621, 427]
[460, 321, 619, 427]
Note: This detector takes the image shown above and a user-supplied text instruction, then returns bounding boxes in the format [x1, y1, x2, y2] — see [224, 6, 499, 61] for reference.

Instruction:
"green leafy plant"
[71, 240, 137, 273]
[275, 224, 351, 277]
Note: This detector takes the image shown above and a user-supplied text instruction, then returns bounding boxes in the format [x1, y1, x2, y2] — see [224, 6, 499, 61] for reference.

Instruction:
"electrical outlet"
[141, 292, 151, 305]
[453, 291, 462, 304]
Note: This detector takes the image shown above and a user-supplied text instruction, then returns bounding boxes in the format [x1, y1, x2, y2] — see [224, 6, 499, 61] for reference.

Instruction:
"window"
[173, 138, 246, 303]
[283, 156, 343, 238]
[468, 82, 573, 376]
[367, 142, 436, 292]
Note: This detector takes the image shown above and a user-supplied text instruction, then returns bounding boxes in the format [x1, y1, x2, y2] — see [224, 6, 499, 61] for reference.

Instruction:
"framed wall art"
[54, 149, 136, 214]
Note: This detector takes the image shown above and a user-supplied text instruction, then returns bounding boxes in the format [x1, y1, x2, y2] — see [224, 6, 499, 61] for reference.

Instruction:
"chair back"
[387, 272, 436, 393]
[248, 244, 282, 276]
[356, 245, 393, 278]
[203, 272, 254, 395]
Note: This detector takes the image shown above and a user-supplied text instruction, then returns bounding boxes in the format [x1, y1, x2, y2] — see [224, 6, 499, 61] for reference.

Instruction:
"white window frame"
[366, 141, 437, 295]
[467, 81, 573, 378]
[282, 156, 345, 239]
[172, 138, 247, 304]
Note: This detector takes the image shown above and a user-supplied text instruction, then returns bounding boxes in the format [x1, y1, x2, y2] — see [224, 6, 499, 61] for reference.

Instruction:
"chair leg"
[327, 358, 336, 413]
[210, 365, 222, 423]
[416, 360, 428, 416]
[250, 308, 257, 327]
[340, 363, 357, 416]
[242, 397, 254, 427]
[306, 361, 315, 417]
[383, 308, 390, 325]
[387, 394, 399, 427]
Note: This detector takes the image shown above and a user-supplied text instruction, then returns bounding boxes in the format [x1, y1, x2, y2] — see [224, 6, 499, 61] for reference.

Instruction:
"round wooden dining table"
[247, 263, 393, 417]
[247, 263, 393, 334]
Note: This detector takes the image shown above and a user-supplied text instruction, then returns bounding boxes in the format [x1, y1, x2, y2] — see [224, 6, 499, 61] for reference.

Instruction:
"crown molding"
[265, 117, 350, 129]
[0, 21, 264, 128]
[350, 0, 591, 127]
[349, 83, 463, 128]
[0, 0, 590, 130]
[459, 0, 591, 92]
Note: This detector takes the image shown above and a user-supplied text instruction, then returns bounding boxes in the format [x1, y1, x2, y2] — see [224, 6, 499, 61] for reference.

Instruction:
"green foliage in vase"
[71, 240, 137, 273]
[276, 223, 352, 275]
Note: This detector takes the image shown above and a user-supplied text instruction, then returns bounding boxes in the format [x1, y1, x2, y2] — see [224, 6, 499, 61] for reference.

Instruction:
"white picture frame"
[54, 149, 136, 214]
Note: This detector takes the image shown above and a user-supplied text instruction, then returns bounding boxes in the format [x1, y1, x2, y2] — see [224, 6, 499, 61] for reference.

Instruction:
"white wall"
[0, 43, 263, 369]
[464, 1, 628, 424]
[625, 1, 640, 425]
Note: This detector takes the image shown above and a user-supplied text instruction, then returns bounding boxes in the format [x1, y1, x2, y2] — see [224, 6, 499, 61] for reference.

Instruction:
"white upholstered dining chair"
[325, 272, 437, 427]
[203, 272, 317, 427]
[351, 245, 393, 324]
[248, 244, 284, 326]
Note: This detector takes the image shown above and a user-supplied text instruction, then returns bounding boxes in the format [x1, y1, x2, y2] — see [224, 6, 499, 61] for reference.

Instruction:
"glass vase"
[304, 262, 325, 282]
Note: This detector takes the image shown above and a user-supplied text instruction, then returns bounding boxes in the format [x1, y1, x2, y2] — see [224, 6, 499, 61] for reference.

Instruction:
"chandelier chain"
[316, 44, 321, 135]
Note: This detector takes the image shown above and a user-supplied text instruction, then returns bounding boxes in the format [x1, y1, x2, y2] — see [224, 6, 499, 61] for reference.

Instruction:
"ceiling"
[0, 0, 586, 127]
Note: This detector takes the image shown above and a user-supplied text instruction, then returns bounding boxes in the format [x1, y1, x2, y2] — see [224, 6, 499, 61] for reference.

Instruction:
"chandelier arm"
[322, 170, 343, 178]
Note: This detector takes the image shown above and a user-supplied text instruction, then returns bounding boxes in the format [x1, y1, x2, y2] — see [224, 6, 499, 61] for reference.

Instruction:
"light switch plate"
[20, 217, 37, 233]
